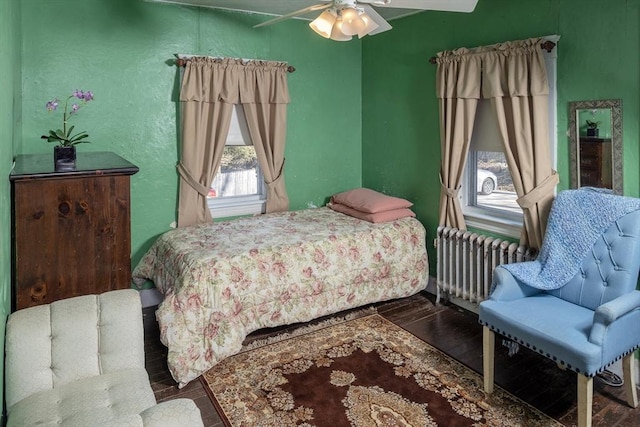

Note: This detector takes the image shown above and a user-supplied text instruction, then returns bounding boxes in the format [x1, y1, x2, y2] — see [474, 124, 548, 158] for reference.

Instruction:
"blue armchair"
[479, 191, 640, 427]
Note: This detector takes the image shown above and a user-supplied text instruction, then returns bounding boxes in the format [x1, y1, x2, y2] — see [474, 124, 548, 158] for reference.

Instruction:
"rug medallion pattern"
[202, 314, 560, 426]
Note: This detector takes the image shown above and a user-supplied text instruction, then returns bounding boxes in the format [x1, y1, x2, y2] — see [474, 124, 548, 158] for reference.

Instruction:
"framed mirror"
[568, 99, 623, 194]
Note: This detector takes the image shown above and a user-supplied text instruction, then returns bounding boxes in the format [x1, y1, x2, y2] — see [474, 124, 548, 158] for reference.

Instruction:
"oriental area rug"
[201, 314, 561, 427]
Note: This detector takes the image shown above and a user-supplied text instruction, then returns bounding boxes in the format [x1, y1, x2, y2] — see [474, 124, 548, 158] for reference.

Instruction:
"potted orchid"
[41, 89, 94, 171]
[586, 119, 600, 137]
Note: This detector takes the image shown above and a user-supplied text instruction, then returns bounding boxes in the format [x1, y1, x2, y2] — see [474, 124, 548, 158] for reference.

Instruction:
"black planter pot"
[586, 128, 599, 137]
[54, 145, 77, 171]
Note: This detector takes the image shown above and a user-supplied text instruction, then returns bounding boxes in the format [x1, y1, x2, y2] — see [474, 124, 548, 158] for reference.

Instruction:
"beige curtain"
[436, 51, 482, 228]
[436, 38, 557, 248]
[482, 38, 558, 248]
[240, 61, 291, 213]
[177, 57, 290, 227]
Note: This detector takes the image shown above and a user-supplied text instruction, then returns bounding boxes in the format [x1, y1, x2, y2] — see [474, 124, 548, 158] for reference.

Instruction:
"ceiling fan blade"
[253, 3, 332, 28]
[360, 4, 392, 36]
[370, 0, 478, 13]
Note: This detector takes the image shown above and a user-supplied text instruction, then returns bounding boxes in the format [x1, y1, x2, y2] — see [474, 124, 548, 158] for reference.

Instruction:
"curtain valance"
[180, 57, 290, 104]
[436, 37, 549, 99]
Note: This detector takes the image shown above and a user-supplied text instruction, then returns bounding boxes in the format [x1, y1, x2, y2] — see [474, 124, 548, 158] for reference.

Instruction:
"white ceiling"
[145, 0, 445, 22]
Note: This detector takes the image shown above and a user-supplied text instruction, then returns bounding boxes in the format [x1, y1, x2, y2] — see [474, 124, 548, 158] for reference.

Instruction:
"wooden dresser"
[579, 137, 612, 188]
[10, 151, 139, 310]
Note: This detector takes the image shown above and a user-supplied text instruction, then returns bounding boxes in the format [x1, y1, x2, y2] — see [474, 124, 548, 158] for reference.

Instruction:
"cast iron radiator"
[435, 225, 537, 312]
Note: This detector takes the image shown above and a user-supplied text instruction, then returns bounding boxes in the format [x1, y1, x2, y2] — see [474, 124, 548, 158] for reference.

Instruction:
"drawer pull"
[58, 201, 71, 216]
[30, 281, 47, 302]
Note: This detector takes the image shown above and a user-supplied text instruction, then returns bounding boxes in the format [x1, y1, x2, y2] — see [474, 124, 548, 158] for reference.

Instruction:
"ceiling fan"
[145, 0, 478, 41]
[253, 0, 479, 41]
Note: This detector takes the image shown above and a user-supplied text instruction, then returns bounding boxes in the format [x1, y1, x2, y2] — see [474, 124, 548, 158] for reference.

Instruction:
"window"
[461, 37, 558, 238]
[461, 98, 522, 237]
[207, 105, 266, 217]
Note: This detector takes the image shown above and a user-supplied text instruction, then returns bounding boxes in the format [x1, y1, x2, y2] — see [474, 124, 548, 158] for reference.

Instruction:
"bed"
[132, 207, 428, 386]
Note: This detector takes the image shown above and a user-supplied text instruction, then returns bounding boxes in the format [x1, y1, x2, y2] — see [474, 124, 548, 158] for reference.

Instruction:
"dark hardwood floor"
[144, 291, 640, 426]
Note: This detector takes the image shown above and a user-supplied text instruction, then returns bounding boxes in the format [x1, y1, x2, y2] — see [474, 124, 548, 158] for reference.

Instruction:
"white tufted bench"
[5, 289, 204, 427]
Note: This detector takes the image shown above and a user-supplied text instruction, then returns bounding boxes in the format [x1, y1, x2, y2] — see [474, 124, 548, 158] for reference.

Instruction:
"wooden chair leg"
[622, 353, 638, 408]
[577, 374, 593, 427]
[483, 326, 495, 394]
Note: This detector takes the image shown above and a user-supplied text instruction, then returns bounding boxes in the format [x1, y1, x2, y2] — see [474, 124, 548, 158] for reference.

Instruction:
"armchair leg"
[483, 326, 495, 394]
[622, 353, 638, 408]
[577, 374, 593, 427]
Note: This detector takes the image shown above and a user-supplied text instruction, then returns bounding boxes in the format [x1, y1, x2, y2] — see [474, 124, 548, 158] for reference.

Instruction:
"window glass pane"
[475, 151, 520, 214]
[209, 146, 259, 198]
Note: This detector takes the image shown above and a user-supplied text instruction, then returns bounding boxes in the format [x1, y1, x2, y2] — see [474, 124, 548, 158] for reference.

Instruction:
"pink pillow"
[329, 202, 416, 223]
[331, 188, 413, 214]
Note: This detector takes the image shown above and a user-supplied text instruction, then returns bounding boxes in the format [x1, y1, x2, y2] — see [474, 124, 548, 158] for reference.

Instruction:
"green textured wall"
[0, 0, 21, 414]
[19, 0, 363, 265]
[362, 0, 640, 275]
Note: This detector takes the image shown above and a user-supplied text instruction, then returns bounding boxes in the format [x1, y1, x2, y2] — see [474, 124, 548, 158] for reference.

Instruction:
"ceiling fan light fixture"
[309, 9, 337, 39]
[340, 7, 366, 36]
[330, 18, 352, 41]
[340, 7, 359, 24]
[357, 13, 379, 38]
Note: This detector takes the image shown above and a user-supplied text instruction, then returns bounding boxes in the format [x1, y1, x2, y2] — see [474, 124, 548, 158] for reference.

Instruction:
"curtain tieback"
[440, 178, 460, 198]
[264, 159, 286, 187]
[516, 171, 559, 209]
[177, 162, 210, 196]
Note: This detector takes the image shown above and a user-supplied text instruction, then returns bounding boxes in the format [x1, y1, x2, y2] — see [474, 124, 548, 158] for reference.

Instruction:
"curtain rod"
[428, 40, 556, 64]
[174, 56, 296, 73]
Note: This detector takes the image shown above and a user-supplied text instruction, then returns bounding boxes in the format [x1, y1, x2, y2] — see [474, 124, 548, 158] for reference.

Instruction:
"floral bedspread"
[132, 207, 428, 386]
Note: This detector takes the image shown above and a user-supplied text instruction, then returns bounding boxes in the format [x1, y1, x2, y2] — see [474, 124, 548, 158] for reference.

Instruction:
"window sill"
[464, 208, 522, 239]
[208, 198, 266, 218]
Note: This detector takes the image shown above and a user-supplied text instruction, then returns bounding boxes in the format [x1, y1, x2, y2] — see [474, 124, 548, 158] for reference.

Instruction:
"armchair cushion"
[547, 209, 640, 310]
[7, 368, 155, 427]
[140, 399, 206, 427]
[480, 294, 603, 374]
[5, 290, 203, 427]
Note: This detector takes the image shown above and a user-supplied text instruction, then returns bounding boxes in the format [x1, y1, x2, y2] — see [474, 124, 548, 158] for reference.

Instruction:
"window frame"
[207, 105, 267, 218]
[461, 35, 559, 239]
[462, 150, 523, 238]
